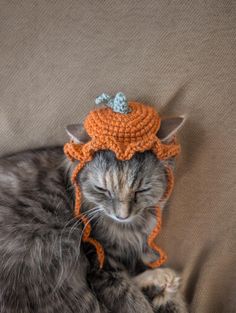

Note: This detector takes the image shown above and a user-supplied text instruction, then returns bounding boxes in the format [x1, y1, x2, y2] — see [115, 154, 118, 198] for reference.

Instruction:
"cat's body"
[0, 145, 188, 313]
[0, 147, 95, 313]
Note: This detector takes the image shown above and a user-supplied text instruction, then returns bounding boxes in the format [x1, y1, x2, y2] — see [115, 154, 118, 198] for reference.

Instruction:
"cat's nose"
[115, 213, 130, 220]
[115, 209, 130, 220]
[115, 201, 131, 220]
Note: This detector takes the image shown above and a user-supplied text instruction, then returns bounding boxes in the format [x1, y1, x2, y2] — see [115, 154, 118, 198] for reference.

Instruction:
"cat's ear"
[157, 116, 186, 142]
[65, 123, 91, 143]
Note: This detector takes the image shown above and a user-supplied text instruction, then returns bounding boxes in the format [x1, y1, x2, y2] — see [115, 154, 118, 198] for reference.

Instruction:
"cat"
[0, 116, 188, 313]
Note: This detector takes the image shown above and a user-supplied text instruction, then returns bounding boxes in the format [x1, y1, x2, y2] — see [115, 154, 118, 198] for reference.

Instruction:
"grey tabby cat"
[0, 117, 188, 313]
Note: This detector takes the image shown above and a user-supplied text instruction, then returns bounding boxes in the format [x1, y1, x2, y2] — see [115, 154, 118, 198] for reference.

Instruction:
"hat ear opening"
[65, 123, 91, 144]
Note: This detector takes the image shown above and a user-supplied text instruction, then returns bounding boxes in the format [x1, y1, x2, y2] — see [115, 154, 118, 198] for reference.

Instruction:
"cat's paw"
[133, 268, 182, 307]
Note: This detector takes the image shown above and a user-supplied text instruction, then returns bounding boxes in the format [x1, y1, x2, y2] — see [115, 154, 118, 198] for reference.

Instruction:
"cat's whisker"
[79, 212, 102, 243]
[55, 215, 86, 269]
[72, 211, 104, 270]
[81, 209, 104, 231]
[50, 213, 99, 295]
[83, 208, 103, 220]
[58, 206, 101, 247]
[136, 214, 147, 226]
[66, 207, 103, 241]
[75, 206, 101, 220]
[64, 209, 104, 261]
[55, 207, 102, 266]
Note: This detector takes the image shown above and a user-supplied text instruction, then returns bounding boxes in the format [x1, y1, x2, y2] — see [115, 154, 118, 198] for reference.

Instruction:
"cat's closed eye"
[134, 187, 151, 202]
[135, 188, 151, 194]
[94, 185, 107, 192]
[94, 185, 112, 198]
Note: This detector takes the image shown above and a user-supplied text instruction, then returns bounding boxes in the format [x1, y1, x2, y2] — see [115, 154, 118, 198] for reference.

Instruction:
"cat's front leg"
[133, 268, 188, 313]
[88, 269, 155, 313]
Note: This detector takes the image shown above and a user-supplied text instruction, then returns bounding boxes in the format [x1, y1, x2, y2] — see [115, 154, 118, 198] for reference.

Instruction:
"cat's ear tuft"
[157, 116, 186, 142]
[65, 123, 91, 144]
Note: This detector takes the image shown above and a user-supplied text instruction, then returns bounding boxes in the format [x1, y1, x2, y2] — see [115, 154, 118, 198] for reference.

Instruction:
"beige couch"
[0, 1, 235, 312]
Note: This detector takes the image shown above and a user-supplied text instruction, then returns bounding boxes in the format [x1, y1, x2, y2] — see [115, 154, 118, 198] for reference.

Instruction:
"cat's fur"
[0, 118, 188, 313]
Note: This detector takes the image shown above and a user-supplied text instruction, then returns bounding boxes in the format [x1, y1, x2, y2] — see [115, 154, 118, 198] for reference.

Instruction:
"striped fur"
[0, 147, 187, 312]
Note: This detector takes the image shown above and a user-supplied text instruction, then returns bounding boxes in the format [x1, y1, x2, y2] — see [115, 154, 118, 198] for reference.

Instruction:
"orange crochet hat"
[64, 92, 181, 269]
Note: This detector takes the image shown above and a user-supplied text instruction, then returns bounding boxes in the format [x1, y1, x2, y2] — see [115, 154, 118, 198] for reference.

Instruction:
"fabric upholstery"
[0, 1, 235, 312]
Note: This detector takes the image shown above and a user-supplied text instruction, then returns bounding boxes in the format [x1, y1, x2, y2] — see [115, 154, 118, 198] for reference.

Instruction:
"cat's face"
[79, 151, 168, 224]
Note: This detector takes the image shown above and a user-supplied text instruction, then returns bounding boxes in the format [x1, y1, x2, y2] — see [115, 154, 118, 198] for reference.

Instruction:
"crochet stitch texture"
[64, 94, 180, 269]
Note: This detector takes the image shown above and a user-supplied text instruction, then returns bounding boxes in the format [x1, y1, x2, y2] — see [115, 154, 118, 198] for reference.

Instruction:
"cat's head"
[66, 116, 185, 225]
